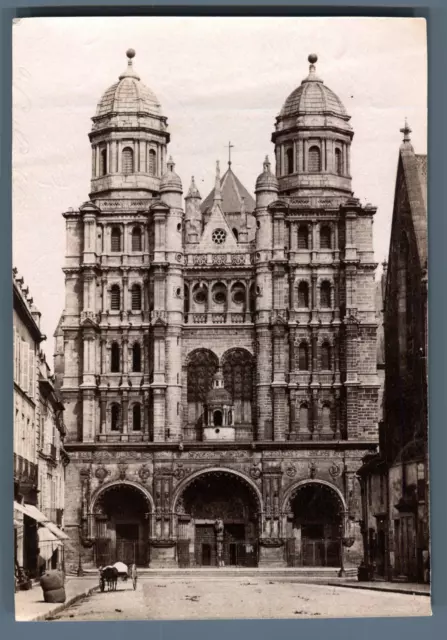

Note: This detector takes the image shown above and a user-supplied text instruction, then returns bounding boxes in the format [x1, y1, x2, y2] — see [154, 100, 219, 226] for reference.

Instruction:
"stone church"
[56, 50, 379, 570]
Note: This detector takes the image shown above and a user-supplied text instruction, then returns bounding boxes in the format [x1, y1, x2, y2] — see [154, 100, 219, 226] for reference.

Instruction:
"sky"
[12, 17, 427, 362]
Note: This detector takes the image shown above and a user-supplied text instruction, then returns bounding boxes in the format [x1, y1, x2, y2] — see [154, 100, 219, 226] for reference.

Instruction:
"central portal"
[176, 471, 259, 567]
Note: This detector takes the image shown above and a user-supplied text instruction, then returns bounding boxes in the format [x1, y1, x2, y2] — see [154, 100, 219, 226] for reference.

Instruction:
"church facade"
[57, 50, 379, 570]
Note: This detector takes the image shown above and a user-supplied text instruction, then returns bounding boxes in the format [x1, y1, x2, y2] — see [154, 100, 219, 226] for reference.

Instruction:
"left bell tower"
[89, 48, 170, 200]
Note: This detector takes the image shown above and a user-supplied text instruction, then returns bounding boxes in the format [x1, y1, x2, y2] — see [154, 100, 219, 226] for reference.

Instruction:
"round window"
[194, 288, 207, 304]
[232, 288, 245, 305]
[214, 290, 226, 305]
[212, 228, 227, 245]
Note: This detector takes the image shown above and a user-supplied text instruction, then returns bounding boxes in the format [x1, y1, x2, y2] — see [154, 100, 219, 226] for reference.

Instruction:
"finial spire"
[167, 156, 175, 171]
[263, 155, 271, 172]
[400, 118, 412, 143]
[303, 53, 321, 83]
[227, 141, 234, 167]
[187, 175, 201, 199]
[213, 160, 222, 203]
[119, 48, 140, 80]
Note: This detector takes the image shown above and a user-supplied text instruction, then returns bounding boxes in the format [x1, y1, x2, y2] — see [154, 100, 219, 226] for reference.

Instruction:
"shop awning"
[38, 527, 62, 561]
[14, 502, 69, 541]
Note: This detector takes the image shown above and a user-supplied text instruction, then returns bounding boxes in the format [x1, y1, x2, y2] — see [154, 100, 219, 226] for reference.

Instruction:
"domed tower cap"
[160, 155, 183, 193]
[255, 155, 278, 192]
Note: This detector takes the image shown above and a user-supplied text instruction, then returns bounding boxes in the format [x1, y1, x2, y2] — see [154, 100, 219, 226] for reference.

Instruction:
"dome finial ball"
[308, 53, 318, 64]
[126, 48, 136, 59]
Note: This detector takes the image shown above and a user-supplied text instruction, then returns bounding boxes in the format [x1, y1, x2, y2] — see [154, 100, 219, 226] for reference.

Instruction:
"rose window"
[212, 228, 227, 245]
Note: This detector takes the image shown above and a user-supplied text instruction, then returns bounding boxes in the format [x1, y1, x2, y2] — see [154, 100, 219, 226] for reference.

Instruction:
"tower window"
[132, 342, 142, 372]
[286, 147, 294, 175]
[299, 404, 309, 431]
[110, 285, 120, 310]
[132, 226, 142, 251]
[111, 227, 121, 252]
[320, 281, 331, 308]
[298, 281, 309, 309]
[111, 342, 120, 372]
[322, 404, 331, 431]
[111, 403, 120, 431]
[132, 404, 142, 431]
[298, 225, 309, 249]
[298, 343, 309, 371]
[99, 148, 107, 176]
[335, 148, 343, 175]
[213, 410, 223, 427]
[320, 225, 332, 250]
[308, 146, 321, 173]
[321, 341, 332, 370]
[131, 284, 142, 311]
[122, 146, 134, 174]
[148, 149, 157, 175]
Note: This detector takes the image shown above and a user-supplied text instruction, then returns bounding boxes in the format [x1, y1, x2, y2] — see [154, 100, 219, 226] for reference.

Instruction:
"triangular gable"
[198, 201, 239, 253]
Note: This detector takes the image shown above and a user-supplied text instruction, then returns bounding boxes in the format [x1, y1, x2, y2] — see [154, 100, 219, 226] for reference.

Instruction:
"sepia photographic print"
[12, 16, 429, 621]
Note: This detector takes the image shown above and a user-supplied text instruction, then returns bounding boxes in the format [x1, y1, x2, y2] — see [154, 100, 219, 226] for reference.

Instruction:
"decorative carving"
[285, 463, 297, 478]
[193, 255, 207, 266]
[95, 465, 109, 483]
[250, 464, 262, 479]
[309, 462, 317, 479]
[173, 464, 186, 480]
[231, 254, 245, 265]
[329, 463, 341, 478]
[175, 253, 183, 262]
[212, 254, 226, 265]
[138, 464, 151, 483]
[117, 463, 128, 480]
[259, 538, 284, 547]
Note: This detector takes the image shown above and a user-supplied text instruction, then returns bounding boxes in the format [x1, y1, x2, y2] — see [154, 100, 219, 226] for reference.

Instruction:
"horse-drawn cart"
[99, 562, 138, 592]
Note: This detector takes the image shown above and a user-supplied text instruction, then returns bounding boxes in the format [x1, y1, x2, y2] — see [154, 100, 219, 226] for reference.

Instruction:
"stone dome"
[160, 157, 182, 193]
[280, 54, 348, 119]
[255, 156, 279, 192]
[95, 49, 161, 117]
[206, 369, 232, 405]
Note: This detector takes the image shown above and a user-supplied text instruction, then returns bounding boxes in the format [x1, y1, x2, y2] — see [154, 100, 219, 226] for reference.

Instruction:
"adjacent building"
[13, 269, 69, 580]
[57, 51, 380, 571]
[359, 122, 428, 583]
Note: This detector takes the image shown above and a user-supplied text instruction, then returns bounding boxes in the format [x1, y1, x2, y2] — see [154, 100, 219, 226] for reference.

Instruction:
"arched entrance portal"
[175, 471, 260, 568]
[285, 482, 344, 567]
[93, 484, 151, 567]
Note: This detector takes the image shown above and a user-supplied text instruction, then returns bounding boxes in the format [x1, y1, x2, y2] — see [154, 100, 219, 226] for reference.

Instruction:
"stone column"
[121, 392, 129, 440]
[99, 395, 107, 438]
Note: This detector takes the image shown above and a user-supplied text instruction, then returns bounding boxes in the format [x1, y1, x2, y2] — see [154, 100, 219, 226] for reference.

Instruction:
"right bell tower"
[272, 53, 353, 197]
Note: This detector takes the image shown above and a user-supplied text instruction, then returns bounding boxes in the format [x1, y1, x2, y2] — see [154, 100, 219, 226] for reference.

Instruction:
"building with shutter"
[13, 269, 70, 582]
[57, 51, 380, 571]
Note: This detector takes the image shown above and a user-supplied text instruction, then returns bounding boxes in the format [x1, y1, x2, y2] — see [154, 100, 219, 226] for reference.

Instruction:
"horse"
[100, 566, 119, 592]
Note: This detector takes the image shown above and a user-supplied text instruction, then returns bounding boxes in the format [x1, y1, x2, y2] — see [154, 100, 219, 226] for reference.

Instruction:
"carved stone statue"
[214, 518, 225, 567]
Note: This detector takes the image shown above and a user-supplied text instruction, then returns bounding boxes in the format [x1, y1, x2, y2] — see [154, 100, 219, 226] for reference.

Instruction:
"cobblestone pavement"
[50, 577, 432, 621]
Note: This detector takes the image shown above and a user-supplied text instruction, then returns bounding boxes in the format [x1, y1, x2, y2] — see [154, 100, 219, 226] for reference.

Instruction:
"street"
[50, 578, 431, 621]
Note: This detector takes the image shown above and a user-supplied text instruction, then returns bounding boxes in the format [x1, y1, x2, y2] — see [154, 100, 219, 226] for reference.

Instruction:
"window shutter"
[298, 226, 309, 249]
[131, 285, 142, 310]
[132, 227, 142, 251]
[111, 228, 121, 252]
[308, 146, 321, 172]
[148, 149, 156, 175]
[122, 147, 134, 174]
[22, 341, 29, 391]
[111, 286, 120, 310]
[28, 346, 34, 396]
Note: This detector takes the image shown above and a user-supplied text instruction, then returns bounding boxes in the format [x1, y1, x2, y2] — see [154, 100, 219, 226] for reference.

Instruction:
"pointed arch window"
[99, 148, 107, 176]
[298, 343, 309, 371]
[148, 149, 157, 175]
[122, 147, 134, 174]
[132, 404, 142, 431]
[132, 226, 142, 252]
[308, 146, 321, 172]
[111, 342, 120, 373]
[335, 148, 343, 175]
[298, 281, 309, 309]
[110, 284, 120, 310]
[320, 225, 332, 250]
[320, 281, 331, 308]
[232, 227, 239, 241]
[131, 284, 142, 311]
[298, 225, 309, 250]
[111, 403, 120, 431]
[321, 341, 332, 370]
[299, 404, 309, 432]
[132, 342, 142, 372]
